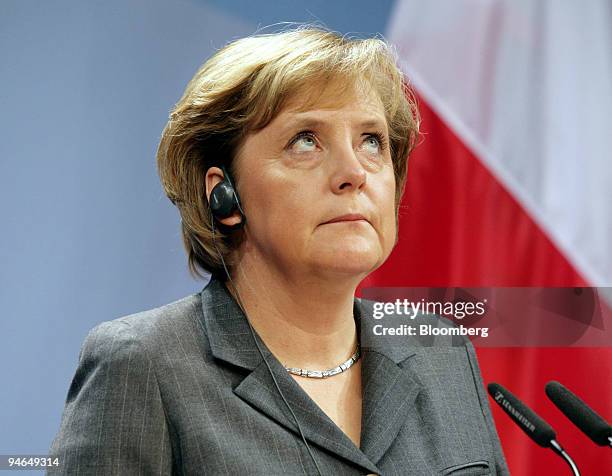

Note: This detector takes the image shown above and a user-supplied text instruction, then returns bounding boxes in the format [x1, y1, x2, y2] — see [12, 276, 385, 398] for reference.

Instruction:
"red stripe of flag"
[358, 95, 612, 475]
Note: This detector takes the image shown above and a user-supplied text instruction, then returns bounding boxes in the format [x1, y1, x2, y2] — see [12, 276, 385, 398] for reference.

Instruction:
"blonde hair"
[156, 25, 420, 280]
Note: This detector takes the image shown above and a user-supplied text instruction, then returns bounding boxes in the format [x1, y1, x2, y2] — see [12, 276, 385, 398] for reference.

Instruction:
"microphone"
[545, 381, 612, 448]
[488, 382, 581, 476]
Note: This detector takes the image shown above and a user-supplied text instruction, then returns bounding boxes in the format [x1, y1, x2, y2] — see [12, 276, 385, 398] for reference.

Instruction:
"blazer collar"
[199, 275, 423, 472]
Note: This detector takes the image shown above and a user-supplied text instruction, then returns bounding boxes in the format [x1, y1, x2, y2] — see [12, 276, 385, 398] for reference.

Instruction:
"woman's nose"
[329, 142, 367, 194]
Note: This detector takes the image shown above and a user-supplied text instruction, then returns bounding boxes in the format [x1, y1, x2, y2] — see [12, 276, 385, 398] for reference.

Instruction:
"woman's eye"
[290, 132, 317, 152]
[363, 135, 381, 154]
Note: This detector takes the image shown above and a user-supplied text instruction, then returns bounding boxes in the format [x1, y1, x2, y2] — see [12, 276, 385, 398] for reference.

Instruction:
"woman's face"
[233, 83, 397, 280]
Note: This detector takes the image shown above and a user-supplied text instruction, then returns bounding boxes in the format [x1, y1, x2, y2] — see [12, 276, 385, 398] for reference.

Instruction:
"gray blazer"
[48, 276, 509, 475]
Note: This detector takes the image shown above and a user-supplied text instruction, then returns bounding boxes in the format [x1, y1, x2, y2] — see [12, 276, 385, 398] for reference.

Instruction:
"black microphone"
[488, 382, 556, 446]
[545, 380, 612, 448]
[488, 382, 581, 476]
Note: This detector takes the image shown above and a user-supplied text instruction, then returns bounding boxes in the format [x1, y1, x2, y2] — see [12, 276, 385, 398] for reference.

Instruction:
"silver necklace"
[284, 343, 361, 379]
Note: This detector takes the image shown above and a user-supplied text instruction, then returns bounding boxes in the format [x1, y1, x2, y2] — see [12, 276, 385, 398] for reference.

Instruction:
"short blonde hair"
[156, 25, 420, 280]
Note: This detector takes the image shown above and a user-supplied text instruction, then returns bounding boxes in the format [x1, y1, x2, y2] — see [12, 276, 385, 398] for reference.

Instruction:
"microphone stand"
[550, 440, 580, 476]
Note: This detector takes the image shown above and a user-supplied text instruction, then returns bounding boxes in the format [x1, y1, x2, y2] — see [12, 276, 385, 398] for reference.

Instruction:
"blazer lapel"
[358, 349, 422, 463]
[234, 357, 381, 474]
[199, 276, 381, 474]
[354, 298, 424, 464]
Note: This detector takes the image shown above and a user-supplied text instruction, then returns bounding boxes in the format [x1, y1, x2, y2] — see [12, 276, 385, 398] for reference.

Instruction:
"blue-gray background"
[0, 0, 395, 461]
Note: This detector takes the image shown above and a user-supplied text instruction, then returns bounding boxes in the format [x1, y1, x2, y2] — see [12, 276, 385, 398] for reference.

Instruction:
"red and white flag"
[360, 2, 612, 474]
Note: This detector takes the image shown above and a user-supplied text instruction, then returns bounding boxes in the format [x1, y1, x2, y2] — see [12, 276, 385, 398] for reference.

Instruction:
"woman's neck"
[226, 259, 362, 370]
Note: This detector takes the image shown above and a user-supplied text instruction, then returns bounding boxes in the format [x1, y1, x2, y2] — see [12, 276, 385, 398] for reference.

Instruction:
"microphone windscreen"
[545, 380, 612, 446]
[488, 382, 556, 447]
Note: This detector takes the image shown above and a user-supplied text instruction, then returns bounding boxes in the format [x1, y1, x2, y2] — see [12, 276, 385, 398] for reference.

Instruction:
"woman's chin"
[311, 244, 384, 277]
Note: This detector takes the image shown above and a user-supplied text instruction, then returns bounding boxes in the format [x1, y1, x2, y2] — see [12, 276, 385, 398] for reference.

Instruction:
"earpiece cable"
[210, 207, 324, 476]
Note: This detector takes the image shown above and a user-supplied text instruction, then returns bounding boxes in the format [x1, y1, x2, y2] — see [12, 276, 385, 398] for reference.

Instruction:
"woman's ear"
[205, 167, 225, 205]
[205, 166, 243, 227]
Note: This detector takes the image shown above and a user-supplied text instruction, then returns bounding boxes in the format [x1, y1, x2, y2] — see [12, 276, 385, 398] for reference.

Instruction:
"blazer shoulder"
[49, 302, 183, 474]
[86, 292, 203, 354]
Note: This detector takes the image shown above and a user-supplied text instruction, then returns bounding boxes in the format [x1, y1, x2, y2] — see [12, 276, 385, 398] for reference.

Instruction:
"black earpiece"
[209, 165, 246, 229]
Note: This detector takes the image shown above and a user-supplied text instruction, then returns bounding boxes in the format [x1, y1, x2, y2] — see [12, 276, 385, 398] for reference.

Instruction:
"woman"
[48, 26, 509, 475]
